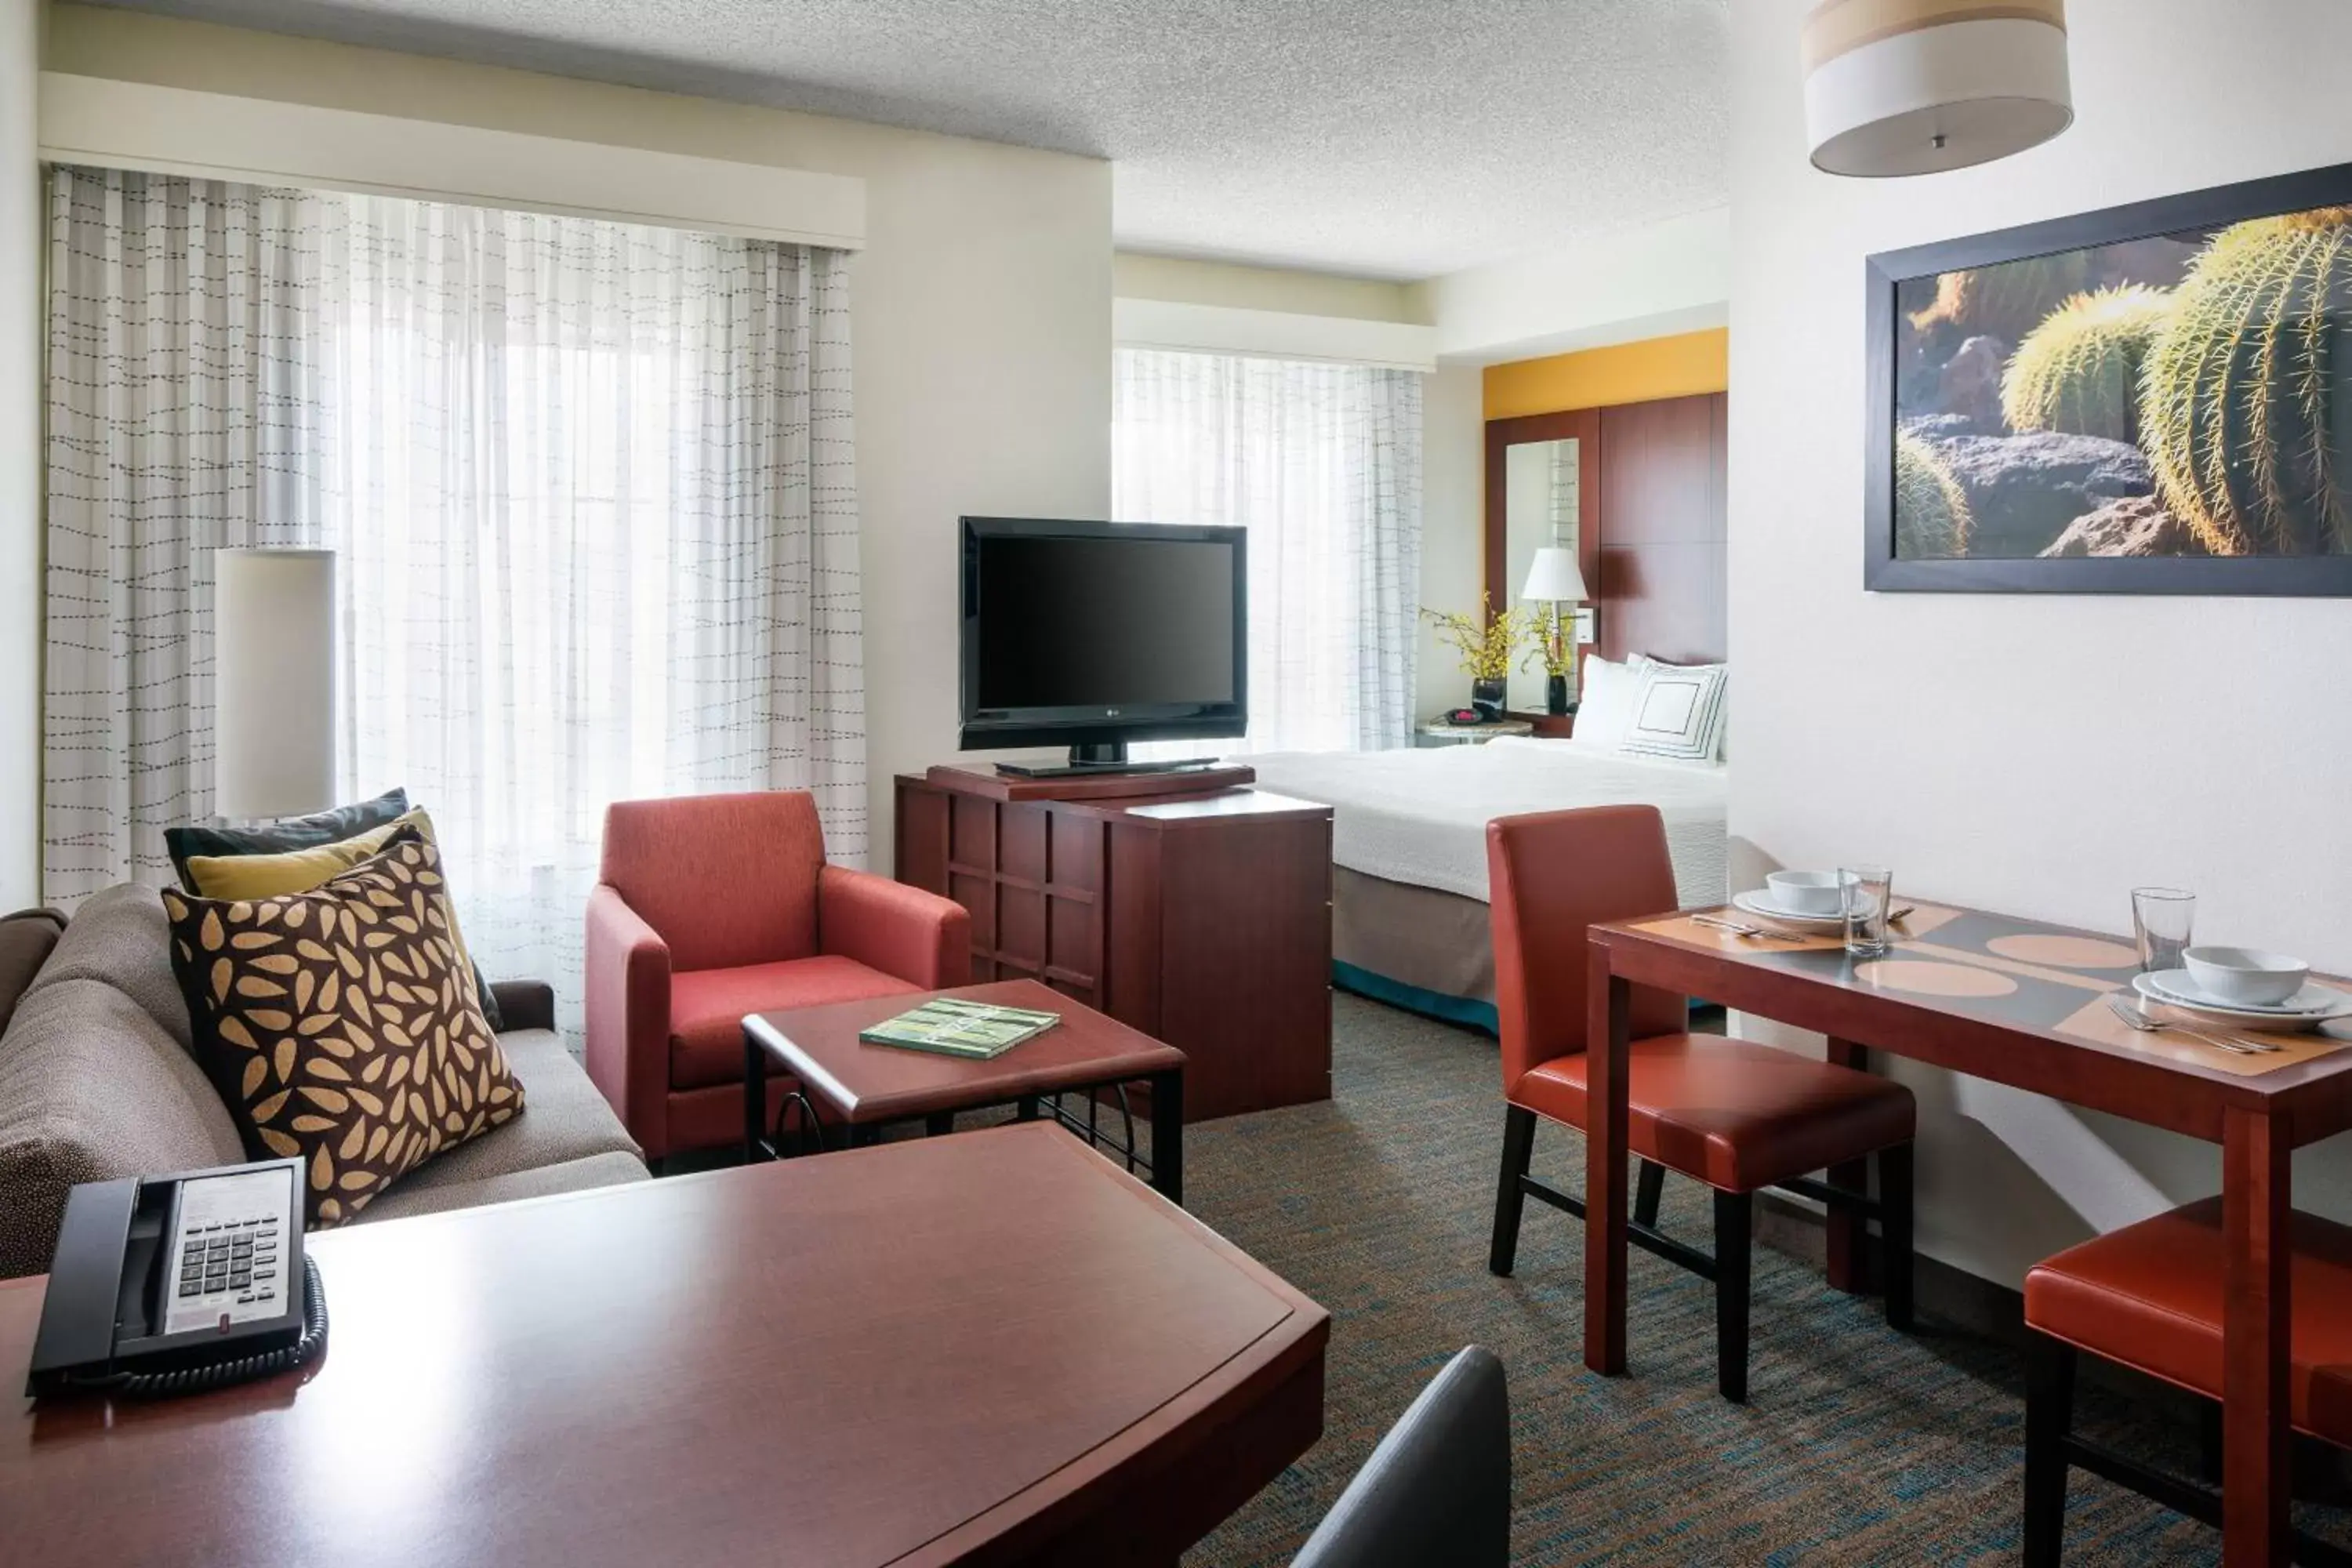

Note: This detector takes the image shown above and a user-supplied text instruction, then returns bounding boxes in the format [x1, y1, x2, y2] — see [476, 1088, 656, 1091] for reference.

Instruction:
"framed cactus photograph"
[1865, 161, 2352, 594]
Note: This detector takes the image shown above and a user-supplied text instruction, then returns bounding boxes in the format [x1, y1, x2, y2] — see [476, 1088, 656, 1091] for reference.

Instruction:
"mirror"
[1501, 437, 1581, 716]
[1486, 408, 1598, 719]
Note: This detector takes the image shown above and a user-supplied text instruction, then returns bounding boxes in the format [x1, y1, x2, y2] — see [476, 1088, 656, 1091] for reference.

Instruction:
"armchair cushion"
[668, 957, 920, 1092]
[601, 792, 827, 972]
[818, 866, 971, 990]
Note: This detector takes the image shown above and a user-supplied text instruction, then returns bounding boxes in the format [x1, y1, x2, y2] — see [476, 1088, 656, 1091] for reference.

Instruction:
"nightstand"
[1414, 718, 1535, 747]
[1504, 710, 1576, 739]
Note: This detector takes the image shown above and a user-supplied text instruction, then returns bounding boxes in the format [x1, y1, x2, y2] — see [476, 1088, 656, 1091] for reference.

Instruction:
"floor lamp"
[214, 549, 337, 825]
[1519, 546, 1589, 717]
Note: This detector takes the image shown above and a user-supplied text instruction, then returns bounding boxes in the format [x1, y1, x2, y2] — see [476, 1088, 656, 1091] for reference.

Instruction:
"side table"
[743, 978, 1190, 1203]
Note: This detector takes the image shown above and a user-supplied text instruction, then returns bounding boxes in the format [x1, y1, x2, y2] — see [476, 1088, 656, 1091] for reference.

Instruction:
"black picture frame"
[1865, 159, 2352, 595]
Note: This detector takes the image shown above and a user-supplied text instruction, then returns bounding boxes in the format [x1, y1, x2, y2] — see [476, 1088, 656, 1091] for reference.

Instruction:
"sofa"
[0, 884, 649, 1279]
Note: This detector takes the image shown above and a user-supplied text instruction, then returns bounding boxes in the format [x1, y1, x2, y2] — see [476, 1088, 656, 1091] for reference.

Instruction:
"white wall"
[1730, 0, 2352, 1287]
[1417, 362, 1483, 722]
[0, 0, 38, 911]
[40, 5, 1112, 874]
[1426, 205, 1730, 365]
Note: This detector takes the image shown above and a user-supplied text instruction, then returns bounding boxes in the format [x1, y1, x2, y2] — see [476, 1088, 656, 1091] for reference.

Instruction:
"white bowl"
[1765, 870, 1846, 917]
[2182, 946, 2310, 1007]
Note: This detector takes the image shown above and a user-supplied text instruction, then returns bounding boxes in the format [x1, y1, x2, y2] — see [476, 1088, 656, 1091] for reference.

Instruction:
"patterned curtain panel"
[45, 165, 863, 1023]
[1111, 347, 1421, 754]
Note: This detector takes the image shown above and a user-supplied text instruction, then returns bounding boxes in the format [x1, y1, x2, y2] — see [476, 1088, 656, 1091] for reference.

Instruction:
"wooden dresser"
[893, 767, 1334, 1121]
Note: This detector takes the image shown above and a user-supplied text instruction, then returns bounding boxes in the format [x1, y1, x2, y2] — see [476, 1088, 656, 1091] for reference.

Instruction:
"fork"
[1692, 913, 1804, 942]
[2104, 993, 2279, 1055]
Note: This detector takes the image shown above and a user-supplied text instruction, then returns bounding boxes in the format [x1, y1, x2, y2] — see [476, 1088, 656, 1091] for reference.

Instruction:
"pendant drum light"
[1803, 0, 2073, 178]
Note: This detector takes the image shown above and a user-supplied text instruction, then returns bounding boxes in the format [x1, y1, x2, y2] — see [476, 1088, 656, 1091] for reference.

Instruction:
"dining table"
[1584, 898, 2352, 1567]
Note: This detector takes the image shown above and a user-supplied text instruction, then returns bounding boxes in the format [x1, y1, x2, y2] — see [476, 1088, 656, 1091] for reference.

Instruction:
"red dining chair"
[585, 790, 970, 1164]
[1485, 804, 1918, 1402]
[2022, 1199, 2352, 1566]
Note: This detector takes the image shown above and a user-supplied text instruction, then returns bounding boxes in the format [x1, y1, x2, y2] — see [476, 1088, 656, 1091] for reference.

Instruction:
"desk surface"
[0, 1124, 1327, 1568]
[746, 978, 1188, 1125]
[1596, 901, 2352, 1134]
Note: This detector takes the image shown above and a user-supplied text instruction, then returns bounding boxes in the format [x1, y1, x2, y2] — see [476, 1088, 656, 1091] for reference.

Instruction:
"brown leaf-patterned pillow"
[162, 827, 524, 1226]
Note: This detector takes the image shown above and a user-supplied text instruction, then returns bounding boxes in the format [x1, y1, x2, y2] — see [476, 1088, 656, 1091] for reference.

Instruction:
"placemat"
[2051, 993, 2352, 1077]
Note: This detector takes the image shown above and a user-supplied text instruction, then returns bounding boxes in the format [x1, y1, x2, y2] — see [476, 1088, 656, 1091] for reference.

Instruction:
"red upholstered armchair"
[585, 791, 971, 1163]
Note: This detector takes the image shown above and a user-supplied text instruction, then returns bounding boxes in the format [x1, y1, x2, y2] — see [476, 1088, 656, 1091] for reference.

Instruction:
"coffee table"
[742, 978, 1190, 1203]
[1, 1125, 1327, 1567]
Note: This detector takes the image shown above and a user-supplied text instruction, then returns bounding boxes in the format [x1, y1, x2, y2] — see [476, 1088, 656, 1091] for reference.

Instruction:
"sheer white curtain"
[45, 166, 862, 1022]
[1111, 348, 1421, 755]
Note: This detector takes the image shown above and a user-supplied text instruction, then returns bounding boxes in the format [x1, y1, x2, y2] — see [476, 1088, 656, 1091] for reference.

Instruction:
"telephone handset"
[25, 1158, 328, 1399]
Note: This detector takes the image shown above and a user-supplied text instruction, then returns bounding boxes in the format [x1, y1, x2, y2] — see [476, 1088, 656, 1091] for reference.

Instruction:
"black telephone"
[25, 1157, 328, 1399]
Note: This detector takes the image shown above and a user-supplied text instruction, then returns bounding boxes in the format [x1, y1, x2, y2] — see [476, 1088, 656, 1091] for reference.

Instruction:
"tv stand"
[895, 767, 1334, 1120]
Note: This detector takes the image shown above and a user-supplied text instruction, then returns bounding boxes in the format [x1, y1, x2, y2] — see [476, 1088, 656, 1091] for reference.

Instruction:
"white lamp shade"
[1803, 0, 2072, 178]
[1519, 546, 1590, 604]
[214, 549, 336, 819]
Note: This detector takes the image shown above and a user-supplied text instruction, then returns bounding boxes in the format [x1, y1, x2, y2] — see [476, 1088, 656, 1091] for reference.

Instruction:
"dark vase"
[1547, 673, 1570, 716]
[1470, 677, 1506, 722]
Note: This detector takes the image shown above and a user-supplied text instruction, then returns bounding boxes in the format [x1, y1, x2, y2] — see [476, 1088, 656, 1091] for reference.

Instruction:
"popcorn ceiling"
[99, 0, 1730, 279]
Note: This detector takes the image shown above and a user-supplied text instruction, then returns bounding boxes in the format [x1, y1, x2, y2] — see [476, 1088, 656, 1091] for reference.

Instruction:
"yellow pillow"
[184, 810, 493, 1021]
[183, 815, 411, 900]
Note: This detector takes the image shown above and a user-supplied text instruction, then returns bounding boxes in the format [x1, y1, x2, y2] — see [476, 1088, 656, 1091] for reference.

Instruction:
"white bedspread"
[1244, 737, 1728, 907]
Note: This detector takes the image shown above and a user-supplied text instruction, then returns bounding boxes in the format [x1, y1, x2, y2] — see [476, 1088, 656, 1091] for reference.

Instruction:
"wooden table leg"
[1584, 945, 1630, 1375]
[2221, 1104, 2292, 1566]
[1825, 1037, 1870, 1295]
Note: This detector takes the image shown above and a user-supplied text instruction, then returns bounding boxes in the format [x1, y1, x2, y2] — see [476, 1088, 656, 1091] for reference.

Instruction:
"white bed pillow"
[1618, 660, 1730, 762]
[1573, 655, 1649, 746]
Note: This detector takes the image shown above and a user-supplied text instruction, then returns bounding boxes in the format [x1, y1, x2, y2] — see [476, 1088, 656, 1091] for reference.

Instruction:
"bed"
[1245, 735, 1729, 1032]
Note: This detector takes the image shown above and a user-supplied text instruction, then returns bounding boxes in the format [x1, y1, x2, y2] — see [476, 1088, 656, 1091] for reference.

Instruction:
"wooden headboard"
[1484, 390, 1727, 670]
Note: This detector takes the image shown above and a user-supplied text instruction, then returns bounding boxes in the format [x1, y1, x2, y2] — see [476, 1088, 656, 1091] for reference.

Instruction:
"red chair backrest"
[600, 791, 827, 971]
[1486, 805, 1690, 1094]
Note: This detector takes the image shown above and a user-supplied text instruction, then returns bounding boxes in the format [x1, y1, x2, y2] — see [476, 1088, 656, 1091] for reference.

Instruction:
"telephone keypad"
[173, 1215, 286, 1305]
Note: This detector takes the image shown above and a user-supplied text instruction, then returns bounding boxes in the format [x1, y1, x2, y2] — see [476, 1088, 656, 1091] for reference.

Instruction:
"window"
[45, 169, 860, 1030]
[1111, 348, 1422, 754]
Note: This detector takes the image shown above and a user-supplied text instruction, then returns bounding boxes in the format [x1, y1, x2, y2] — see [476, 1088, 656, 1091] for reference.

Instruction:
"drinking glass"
[2132, 887, 2196, 973]
[1842, 866, 1894, 958]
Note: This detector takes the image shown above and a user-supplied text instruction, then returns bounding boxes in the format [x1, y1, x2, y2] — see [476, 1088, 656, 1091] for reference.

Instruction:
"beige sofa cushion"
[0, 977, 248, 1278]
[358, 1152, 648, 1224]
[369, 1029, 641, 1199]
[25, 884, 193, 1051]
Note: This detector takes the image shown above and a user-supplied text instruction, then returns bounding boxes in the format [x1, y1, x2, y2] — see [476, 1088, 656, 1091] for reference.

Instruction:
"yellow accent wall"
[1483, 327, 1729, 419]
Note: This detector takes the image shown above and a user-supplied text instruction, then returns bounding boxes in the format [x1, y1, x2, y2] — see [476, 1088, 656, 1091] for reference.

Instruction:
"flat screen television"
[960, 517, 1247, 772]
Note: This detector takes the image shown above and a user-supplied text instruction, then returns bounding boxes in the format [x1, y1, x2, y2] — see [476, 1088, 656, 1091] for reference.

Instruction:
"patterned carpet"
[1175, 993, 2350, 1566]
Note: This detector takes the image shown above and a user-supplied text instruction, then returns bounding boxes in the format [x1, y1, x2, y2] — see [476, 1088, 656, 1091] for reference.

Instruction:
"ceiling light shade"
[214, 548, 337, 821]
[1520, 546, 1590, 604]
[1802, 0, 2072, 178]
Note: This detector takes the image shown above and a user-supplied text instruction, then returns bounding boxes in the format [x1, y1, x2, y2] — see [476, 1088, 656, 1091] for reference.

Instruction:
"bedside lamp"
[1519, 546, 1589, 717]
[214, 548, 337, 822]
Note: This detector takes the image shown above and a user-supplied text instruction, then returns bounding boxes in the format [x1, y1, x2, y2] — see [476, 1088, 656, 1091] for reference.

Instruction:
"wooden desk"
[1585, 902, 2352, 1567]
[0, 1124, 1328, 1568]
[744, 978, 1189, 1202]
